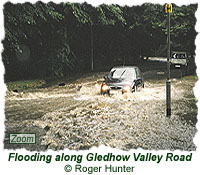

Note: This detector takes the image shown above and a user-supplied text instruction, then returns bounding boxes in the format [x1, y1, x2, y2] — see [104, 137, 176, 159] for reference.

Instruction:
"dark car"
[101, 66, 144, 95]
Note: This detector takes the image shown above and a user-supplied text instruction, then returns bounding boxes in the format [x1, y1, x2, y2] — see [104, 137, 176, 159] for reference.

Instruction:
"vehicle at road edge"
[170, 51, 189, 69]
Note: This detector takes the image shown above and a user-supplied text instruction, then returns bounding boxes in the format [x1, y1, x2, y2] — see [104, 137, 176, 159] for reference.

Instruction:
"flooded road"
[4, 71, 198, 151]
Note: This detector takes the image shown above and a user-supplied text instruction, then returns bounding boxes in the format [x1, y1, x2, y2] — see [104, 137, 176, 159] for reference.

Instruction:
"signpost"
[91, 23, 94, 71]
[165, 4, 172, 116]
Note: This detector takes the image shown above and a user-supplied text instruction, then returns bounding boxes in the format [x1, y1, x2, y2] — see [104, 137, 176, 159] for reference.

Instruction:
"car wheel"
[101, 90, 110, 96]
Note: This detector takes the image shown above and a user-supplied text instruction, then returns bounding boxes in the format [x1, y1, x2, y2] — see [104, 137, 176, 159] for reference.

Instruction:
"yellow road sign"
[165, 4, 172, 13]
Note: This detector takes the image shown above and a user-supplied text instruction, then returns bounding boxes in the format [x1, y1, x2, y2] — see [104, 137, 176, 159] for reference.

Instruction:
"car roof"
[172, 51, 187, 54]
[111, 66, 139, 70]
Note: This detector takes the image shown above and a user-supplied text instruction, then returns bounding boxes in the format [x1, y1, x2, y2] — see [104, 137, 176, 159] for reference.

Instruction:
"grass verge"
[6, 79, 46, 91]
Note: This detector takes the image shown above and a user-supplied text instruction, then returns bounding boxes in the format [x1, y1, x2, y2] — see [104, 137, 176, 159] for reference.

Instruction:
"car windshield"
[109, 68, 136, 80]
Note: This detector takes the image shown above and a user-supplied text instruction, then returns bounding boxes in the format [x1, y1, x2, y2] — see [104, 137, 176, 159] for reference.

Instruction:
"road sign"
[165, 4, 172, 13]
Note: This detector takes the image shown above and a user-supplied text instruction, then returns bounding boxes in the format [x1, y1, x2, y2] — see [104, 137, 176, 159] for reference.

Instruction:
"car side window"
[135, 68, 141, 79]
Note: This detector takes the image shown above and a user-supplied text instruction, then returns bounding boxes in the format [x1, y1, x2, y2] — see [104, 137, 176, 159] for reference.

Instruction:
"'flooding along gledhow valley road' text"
[8, 152, 192, 164]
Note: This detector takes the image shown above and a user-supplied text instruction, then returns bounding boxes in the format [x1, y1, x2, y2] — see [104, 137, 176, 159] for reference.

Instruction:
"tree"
[2, 2, 197, 81]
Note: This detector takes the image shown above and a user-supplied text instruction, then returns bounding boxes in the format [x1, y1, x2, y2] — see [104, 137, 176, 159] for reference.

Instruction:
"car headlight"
[122, 85, 132, 93]
[101, 84, 109, 92]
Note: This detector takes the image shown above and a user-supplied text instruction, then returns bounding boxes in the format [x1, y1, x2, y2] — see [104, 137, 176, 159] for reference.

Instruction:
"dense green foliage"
[2, 2, 197, 81]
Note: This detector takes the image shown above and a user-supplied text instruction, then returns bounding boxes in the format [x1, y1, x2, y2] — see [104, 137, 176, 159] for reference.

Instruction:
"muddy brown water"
[4, 71, 197, 151]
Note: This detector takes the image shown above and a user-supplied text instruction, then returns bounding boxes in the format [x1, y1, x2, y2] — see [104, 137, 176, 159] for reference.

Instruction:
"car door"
[135, 68, 143, 87]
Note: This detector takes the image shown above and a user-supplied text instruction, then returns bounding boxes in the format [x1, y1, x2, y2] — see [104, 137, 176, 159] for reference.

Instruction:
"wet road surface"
[4, 70, 197, 151]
